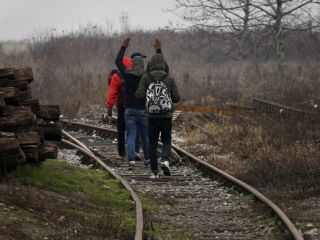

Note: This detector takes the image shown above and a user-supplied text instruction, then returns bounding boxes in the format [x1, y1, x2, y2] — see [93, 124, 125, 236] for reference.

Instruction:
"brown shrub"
[183, 113, 320, 192]
[240, 116, 320, 190]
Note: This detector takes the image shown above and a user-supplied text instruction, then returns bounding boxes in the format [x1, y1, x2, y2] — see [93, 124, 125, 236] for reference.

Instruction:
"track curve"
[61, 132, 144, 240]
[60, 119, 303, 240]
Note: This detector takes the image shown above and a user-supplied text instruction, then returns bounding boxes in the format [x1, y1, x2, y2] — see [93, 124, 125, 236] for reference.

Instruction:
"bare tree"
[175, 0, 259, 60]
[174, 0, 320, 101]
[251, 0, 320, 81]
[174, 0, 265, 92]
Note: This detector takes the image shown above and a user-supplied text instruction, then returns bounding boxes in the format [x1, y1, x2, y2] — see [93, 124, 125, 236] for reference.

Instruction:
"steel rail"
[61, 138, 144, 240]
[252, 98, 318, 117]
[171, 144, 304, 240]
[61, 119, 181, 161]
[61, 119, 303, 239]
[62, 130, 92, 154]
[61, 119, 117, 137]
[61, 119, 145, 160]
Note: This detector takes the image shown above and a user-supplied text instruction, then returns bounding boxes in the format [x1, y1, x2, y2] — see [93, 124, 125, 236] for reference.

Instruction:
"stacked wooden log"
[0, 67, 61, 172]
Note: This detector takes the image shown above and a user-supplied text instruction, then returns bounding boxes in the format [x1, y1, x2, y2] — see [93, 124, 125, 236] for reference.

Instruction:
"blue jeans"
[125, 108, 149, 162]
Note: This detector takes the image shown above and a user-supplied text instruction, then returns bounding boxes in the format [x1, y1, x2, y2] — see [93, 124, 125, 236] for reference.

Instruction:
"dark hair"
[131, 52, 146, 58]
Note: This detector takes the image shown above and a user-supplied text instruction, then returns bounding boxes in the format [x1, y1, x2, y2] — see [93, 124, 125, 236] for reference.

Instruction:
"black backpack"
[146, 74, 172, 114]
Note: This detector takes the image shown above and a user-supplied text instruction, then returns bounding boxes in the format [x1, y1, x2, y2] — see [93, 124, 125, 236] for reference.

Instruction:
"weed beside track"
[176, 110, 320, 239]
[0, 159, 136, 240]
[178, 112, 320, 193]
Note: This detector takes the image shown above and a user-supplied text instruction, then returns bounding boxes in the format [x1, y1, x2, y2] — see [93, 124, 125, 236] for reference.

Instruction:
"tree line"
[0, 8, 319, 116]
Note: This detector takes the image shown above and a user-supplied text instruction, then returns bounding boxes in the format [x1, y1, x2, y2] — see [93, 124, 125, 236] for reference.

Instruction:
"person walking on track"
[115, 38, 150, 169]
[135, 39, 180, 178]
[106, 56, 132, 159]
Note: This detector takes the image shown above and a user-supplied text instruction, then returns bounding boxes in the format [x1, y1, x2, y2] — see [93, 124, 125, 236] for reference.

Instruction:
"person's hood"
[146, 54, 169, 73]
[126, 56, 145, 76]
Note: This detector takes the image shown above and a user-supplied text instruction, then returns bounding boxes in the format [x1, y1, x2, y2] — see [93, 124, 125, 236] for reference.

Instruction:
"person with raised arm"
[115, 38, 150, 169]
[135, 39, 180, 178]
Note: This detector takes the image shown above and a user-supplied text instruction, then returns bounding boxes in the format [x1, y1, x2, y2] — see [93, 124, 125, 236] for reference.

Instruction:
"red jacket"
[106, 56, 132, 110]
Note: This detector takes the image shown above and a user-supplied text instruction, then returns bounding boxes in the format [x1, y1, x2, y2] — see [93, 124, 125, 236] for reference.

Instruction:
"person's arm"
[115, 38, 130, 74]
[135, 74, 148, 99]
[154, 39, 164, 55]
[154, 38, 169, 73]
[154, 38, 161, 52]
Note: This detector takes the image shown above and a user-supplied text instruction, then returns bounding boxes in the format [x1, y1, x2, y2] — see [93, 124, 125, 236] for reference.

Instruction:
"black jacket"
[115, 46, 145, 110]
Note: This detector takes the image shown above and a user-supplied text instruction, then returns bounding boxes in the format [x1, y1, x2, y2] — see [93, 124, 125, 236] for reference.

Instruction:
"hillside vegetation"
[1, 27, 319, 116]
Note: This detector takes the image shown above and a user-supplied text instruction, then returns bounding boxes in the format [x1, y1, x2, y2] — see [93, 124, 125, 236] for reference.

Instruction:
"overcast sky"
[1, 0, 179, 41]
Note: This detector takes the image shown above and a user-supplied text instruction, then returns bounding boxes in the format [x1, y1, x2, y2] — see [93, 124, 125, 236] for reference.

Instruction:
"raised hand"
[122, 38, 130, 48]
[153, 38, 161, 49]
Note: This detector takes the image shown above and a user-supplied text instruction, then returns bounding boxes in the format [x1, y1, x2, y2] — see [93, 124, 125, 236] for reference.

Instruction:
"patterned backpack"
[146, 74, 172, 114]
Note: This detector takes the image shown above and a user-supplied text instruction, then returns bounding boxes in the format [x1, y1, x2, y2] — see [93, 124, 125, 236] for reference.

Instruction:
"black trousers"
[117, 105, 126, 157]
[148, 118, 172, 173]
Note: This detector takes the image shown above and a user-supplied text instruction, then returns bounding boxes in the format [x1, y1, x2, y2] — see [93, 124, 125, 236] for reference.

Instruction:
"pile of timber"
[0, 67, 61, 172]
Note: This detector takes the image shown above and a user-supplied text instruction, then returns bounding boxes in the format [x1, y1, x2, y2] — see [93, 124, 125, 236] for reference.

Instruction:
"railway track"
[60, 119, 303, 240]
[252, 98, 319, 119]
[61, 137, 143, 240]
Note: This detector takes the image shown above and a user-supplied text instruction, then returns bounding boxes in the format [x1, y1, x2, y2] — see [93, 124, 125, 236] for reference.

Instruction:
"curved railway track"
[61, 137, 143, 240]
[60, 119, 303, 240]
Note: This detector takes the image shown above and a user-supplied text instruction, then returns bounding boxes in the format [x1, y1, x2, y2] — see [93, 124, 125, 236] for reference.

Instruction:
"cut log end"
[39, 141, 58, 161]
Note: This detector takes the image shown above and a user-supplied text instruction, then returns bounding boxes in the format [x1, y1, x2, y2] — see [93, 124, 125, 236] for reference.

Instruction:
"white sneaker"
[150, 172, 160, 179]
[161, 161, 171, 176]
[128, 161, 135, 170]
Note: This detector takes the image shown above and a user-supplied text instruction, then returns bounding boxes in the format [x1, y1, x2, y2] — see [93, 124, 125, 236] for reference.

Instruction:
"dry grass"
[181, 112, 320, 193]
[1, 28, 320, 117]
[182, 128, 209, 145]
[241, 116, 320, 191]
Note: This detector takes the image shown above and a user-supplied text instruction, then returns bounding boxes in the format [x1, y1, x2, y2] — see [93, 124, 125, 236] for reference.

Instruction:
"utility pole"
[119, 12, 130, 34]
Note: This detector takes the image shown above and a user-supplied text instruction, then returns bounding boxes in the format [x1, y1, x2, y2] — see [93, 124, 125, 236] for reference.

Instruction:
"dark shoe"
[116, 155, 125, 160]
[135, 153, 141, 161]
[144, 159, 150, 167]
[160, 161, 171, 176]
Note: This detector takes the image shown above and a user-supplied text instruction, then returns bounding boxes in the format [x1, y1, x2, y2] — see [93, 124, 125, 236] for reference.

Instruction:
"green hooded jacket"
[135, 53, 180, 118]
